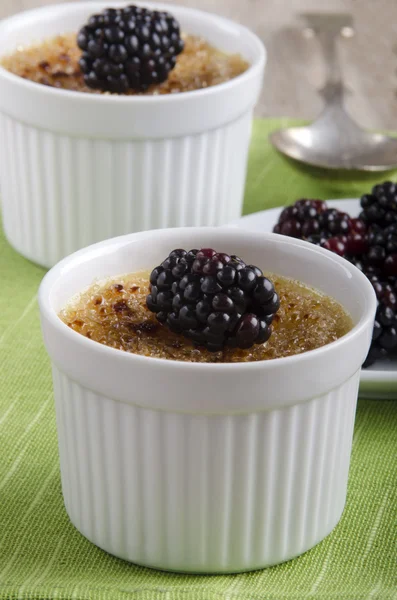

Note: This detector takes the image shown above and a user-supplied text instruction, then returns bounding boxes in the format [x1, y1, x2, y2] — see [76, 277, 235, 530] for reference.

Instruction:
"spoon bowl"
[270, 121, 397, 172]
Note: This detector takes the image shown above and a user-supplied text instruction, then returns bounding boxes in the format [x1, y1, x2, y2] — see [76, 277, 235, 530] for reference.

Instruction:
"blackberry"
[77, 5, 184, 93]
[273, 199, 356, 246]
[363, 222, 397, 276]
[363, 281, 397, 367]
[318, 209, 351, 235]
[274, 198, 327, 238]
[359, 181, 397, 228]
[146, 248, 280, 351]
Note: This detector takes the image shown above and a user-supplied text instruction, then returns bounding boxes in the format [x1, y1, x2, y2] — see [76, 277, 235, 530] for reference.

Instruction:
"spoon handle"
[301, 13, 354, 102]
[317, 31, 342, 89]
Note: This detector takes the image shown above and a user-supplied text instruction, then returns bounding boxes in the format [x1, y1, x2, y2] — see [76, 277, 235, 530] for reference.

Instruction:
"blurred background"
[1, 0, 397, 129]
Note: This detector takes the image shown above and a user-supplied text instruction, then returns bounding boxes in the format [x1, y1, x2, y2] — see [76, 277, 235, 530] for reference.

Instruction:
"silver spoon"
[270, 13, 397, 171]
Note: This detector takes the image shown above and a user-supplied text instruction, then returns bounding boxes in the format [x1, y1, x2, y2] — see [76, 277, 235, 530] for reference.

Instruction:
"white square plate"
[227, 199, 397, 399]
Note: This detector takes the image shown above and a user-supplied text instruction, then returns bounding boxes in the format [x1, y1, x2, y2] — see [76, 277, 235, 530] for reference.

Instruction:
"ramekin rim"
[0, 0, 266, 104]
[38, 228, 377, 372]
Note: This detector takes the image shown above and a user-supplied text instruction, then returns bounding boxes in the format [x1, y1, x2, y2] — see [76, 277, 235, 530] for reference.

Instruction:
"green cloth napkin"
[0, 118, 396, 600]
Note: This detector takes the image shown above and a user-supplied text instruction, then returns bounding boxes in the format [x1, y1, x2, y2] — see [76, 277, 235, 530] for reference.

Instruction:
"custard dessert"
[1, 5, 249, 95]
[59, 248, 353, 363]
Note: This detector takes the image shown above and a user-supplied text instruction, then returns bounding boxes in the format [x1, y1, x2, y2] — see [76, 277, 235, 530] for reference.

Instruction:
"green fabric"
[0, 118, 396, 600]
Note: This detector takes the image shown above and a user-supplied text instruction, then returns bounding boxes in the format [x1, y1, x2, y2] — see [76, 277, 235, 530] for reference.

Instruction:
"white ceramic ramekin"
[38, 229, 376, 573]
[0, 2, 265, 269]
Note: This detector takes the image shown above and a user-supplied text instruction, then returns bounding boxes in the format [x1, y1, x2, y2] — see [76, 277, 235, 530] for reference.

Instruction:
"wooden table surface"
[2, 0, 397, 130]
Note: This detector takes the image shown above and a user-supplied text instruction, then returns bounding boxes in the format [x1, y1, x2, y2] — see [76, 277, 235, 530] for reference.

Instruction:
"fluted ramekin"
[38, 229, 376, 573]
[0, 2, 265, 268]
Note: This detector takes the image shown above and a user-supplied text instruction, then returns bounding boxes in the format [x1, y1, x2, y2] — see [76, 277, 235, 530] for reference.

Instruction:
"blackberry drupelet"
[77, 5, 184, 93]
[146, 248, 280, 351]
